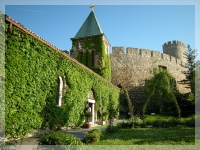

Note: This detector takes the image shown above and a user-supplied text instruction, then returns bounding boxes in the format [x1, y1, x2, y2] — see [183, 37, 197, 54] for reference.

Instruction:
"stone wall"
[163, 40, 186, 63]
[110, 46, 189, 113]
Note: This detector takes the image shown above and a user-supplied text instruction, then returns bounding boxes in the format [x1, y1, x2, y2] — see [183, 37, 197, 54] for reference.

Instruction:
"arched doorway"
[87, 90, 96, 124]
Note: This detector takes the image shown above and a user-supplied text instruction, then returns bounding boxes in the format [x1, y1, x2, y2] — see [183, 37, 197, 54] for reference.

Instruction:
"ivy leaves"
[5, 22, 119, 139]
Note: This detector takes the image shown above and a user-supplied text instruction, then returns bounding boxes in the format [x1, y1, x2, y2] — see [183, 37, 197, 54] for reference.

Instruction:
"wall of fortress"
[110, 46, 189, 95]
[110, 46, 189, 113]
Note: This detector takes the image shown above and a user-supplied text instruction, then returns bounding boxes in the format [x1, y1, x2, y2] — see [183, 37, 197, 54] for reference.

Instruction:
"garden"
[35, 115, 197, 147]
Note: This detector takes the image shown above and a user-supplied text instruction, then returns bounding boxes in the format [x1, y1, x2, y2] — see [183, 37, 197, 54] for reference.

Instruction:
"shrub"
[105, 125, 120, 134]
[118, 121, 134, 129]
[166, 117, 177, 127]
[185, 115, 195, 127]
[38, 131, 83, 145]
[152, 119, 163, 127]
[144, 116, 156, 125]
[140, 122, 146, 128]
[82, 129, 102, 144]
[105, 126, 120, 134]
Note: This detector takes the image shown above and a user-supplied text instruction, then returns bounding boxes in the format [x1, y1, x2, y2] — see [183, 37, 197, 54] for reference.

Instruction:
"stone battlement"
[162, 40, 186, 48]
[111, 47, 186, 66]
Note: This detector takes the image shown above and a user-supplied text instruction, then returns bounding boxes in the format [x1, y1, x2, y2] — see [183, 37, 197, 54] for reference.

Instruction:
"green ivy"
[71, 35, 111, 81]
[5, 22, 119, 139]
[0, 12, 5, 138]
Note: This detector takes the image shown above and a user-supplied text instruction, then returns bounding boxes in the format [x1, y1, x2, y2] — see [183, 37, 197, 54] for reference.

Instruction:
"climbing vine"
[0, 12, 5, 139]
[71, 35, 111, 81]
[5, 23, 119, 139]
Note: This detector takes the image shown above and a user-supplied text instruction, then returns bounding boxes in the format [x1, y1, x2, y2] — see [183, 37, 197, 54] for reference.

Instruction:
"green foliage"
[142, 115, 196, 128]
[108, 98, 119, 128]
[38, 131, 83, 145]
[84, 111, 92, 123]
[184, 115, 195, 127]
[72, 35, 111, 81]
[122, 87, 134, 121]
[102, 112, 108, 121]
[5, 23, 119, 138]
[185, 45, 197, 94]
[117, 121, 134, 129]
[0, 11, 5, 140]
[176, 92, 194, 117]
[143, 70, 181, 118]
[82, 129, 102, 144]
[105, 125, 120, 134]
[94, 127, 195, 145]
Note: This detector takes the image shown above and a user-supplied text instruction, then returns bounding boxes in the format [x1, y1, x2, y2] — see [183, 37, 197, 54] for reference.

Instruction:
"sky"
[1, 1, 200, 60]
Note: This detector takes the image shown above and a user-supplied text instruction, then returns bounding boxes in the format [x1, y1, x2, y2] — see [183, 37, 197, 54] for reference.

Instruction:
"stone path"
[65, 124, 107, 140]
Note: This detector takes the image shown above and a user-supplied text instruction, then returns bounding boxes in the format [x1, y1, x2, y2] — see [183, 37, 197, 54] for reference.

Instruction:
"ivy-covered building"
[70, 8, 111, 81]
[4, 7, 119, 138]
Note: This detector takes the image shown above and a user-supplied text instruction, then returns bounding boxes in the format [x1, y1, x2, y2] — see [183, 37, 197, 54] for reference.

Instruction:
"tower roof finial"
[90, 3, 95, 11]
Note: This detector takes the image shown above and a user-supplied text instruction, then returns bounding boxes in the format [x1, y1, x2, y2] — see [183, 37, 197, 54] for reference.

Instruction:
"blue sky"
[1, 1, 199, 60]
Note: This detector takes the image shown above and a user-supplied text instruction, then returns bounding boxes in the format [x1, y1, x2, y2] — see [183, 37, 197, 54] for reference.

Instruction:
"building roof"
[74, 10, 103, 39]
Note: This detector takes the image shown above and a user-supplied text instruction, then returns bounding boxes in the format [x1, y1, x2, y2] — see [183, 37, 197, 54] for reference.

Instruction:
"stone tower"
[162, 40, 186, 63]
[70, 5, 111, 81]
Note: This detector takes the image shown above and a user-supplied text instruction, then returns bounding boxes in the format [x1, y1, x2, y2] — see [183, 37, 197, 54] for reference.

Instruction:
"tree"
[185, 45, 197, 94]
[122, 87, 134, 121]
[142, 69, 181, 118]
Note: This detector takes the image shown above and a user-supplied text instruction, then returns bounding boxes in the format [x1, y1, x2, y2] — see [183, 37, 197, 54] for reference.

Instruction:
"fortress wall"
[170, 56, 177, 64]
[112, 47, 185, 65]
[111, 47, 189, 96]
[162, 53, 171, 61]
[163, 40, 186, 62]
[112, 47, 125, 55]
[151, 51, 162, 59]
[126, 47, 139, 55]
[139, 49, 152, 57]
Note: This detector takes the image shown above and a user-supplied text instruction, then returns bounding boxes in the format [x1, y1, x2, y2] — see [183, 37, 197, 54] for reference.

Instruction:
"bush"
[82, 129, 102, 144]
[140, 122, 146, 128]
[118, 121, 134, 129]
[38, 131, 83, 145]
[185, 115, 195, 127]
[166, 117, 177, 127]
[105, 125, 120, 134]
[152, 119, 163, 127]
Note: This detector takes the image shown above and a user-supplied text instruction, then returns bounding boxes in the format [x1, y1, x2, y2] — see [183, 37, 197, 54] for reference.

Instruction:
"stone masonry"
[110, 40, 189, 114]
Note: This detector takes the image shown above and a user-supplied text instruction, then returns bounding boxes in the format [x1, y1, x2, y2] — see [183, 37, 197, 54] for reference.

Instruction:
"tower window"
[92, 50, 95, 67]
[86, 51, 88, 66]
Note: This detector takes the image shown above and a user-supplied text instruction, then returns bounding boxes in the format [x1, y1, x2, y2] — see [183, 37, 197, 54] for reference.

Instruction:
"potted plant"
[85, 111, 92, 128]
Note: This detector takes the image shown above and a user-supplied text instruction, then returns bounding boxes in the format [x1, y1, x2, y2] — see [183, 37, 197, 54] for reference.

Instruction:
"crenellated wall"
[111, 46, 187, 66]
[110, 46, 189, 112]
[163, 40, 186, 63]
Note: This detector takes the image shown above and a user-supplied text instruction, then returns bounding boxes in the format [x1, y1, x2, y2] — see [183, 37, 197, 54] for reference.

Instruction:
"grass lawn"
[92, 127, 195, 145]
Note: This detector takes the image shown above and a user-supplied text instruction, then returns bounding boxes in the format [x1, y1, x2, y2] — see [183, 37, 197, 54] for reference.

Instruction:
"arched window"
[57, 76, 66, 106]
[80, 52, 83, 63]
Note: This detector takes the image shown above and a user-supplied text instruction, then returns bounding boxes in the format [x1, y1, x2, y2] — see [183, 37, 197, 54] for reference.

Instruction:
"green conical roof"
[74, 11, 103, 38]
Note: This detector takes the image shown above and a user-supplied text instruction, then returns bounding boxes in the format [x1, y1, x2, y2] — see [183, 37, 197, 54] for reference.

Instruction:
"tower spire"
[90, 3, 95, 11]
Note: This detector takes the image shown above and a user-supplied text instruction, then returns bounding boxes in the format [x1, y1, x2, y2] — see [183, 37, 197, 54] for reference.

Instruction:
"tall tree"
[185, 45, 197, 94]
[142, 70, 181, 118]
[122, 87, 134, 121]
